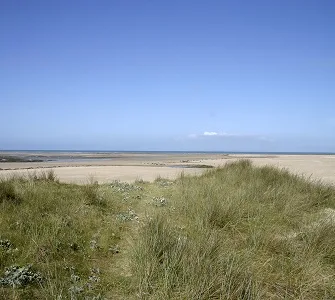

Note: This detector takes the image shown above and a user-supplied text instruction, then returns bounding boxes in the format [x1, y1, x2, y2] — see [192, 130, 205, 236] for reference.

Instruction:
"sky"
[1, 0, 334, 152]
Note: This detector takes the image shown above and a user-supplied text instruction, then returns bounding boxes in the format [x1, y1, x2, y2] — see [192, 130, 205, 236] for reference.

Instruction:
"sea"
[0, 150, 334, 163]
[1, 150, 335, 155]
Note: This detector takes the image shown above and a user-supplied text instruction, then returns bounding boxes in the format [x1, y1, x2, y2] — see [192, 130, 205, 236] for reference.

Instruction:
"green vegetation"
[171, 164, 214, 169]
[0, 156, 43, 163]
[1, 162, 335, 299]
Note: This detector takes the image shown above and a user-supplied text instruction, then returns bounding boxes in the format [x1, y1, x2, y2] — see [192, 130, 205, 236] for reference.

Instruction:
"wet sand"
[0, 152, 334, 185]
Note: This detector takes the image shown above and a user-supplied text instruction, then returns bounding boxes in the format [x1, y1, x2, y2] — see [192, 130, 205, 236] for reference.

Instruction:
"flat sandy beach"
[0, 152, 334, 185]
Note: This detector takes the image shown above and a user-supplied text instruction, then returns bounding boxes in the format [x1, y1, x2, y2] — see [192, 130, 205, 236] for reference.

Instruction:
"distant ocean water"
[1, 150, 335, 155]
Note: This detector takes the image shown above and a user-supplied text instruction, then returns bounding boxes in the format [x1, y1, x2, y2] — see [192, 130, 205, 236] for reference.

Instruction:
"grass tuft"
[0, 179, 22, 204]
[83, 179, 107, 207]
[132, 216, 260, 299]
[28, 169, 59, 183]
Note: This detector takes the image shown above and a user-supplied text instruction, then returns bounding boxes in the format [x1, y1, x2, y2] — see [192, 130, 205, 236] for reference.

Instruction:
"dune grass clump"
[0, 175, 135, 299]
[83, 179, 107, 207]
[132, 215, 259, 299]
[0, 179, 23, 205]
[132, 160, 335, 299]
[28, 169, 59, 183]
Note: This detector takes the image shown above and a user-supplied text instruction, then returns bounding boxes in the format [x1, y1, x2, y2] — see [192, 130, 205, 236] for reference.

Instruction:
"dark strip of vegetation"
[170, 164, 214, 168]
[0, 156, 43, 163]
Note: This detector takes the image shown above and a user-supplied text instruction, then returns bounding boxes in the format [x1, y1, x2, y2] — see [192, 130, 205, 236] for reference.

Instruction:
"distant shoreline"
[1, 150, 334, 155]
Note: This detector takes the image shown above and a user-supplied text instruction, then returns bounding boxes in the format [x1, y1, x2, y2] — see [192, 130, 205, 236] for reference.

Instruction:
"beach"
[0, 152, 334, 185]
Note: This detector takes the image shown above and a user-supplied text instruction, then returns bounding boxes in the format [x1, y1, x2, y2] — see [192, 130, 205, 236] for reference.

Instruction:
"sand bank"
[0, 152, 334, 185]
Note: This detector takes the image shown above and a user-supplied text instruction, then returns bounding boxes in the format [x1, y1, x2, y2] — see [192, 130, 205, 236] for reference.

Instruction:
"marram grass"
[1, 161, 334, 299]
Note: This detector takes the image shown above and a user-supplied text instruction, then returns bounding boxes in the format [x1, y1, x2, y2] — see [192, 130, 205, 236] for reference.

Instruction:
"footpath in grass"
[1, 161, 335, 299]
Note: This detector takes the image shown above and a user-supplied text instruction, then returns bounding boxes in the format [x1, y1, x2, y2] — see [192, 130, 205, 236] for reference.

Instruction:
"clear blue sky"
[1, 0, 334, 152]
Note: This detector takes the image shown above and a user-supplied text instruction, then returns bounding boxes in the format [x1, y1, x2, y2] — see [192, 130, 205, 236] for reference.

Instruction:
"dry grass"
[1, 161, 334, 299]
[132, 160, 335, 299]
